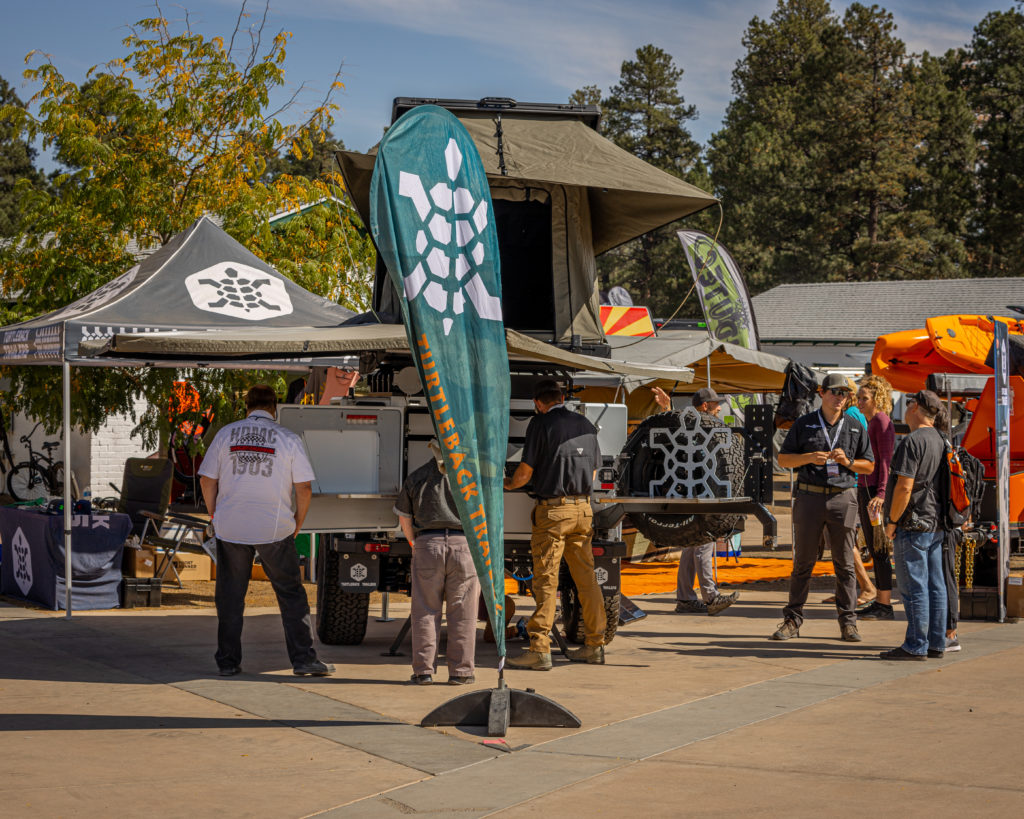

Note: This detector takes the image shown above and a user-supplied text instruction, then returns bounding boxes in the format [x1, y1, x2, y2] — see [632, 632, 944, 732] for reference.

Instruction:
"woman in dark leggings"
[855, 375, 896, 620]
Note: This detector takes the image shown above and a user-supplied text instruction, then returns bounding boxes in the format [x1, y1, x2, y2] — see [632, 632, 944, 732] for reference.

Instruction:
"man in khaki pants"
[503, 379, 606, 670]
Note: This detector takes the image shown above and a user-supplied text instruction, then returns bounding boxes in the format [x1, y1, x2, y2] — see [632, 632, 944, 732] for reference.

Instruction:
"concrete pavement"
[1, 585, 1021, 818]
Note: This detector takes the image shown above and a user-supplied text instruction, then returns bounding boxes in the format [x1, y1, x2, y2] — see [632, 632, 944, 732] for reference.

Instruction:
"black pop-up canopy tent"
[0, 216, 356, 613]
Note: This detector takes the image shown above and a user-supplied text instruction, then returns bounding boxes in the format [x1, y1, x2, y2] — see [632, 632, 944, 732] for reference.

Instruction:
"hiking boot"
[447, 675, 475, 685]
[879, 646, 926, 661]
[675, 600, 708, 613]
[857, 602, 895, 621]
[840, 624, 862, 642]
[566, 644, 605, 664]
[707, 592, 739, 616]
[410, 674, 434, 685]
[769, 619, 800, 641]
[506, 650, 553, 671]
[293, 659, 334, 677]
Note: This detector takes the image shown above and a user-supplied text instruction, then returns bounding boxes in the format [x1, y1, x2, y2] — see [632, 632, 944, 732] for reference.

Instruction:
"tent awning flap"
[83, 323, 696, 383]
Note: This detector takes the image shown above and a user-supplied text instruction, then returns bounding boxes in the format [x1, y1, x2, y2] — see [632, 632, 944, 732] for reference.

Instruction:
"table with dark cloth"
[0, 507, 131, 610]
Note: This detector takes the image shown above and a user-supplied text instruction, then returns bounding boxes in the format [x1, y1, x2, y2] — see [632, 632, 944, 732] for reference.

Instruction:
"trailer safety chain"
[965, 537, 976, 590]
[954, 536, 962, 587]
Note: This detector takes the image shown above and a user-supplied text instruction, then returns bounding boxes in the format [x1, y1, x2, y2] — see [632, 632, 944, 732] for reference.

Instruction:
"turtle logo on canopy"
[397, 138, 502, 336]
[185, 262, 294, 321]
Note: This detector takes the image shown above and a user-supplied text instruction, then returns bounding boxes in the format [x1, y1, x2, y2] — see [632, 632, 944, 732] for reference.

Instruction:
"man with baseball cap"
[653, 386, 740, 616]
[770, 373, 874, 643]
[503, 379, 607, 670]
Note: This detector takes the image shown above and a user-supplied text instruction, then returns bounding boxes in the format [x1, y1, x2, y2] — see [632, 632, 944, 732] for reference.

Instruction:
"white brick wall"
[88, 397, 152, 497]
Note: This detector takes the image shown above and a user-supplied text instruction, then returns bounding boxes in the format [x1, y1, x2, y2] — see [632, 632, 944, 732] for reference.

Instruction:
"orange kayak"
[871, 328, 950, 392]
[927, 314, 1024, 374]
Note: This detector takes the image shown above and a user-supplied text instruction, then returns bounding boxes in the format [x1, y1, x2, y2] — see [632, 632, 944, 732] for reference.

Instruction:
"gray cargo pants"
[411, 531, 480, 677]
[783, 487, 859, 628]
[676, 541, 718, 603]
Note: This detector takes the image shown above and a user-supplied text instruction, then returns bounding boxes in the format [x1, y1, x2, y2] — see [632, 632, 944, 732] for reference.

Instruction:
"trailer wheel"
[619, 410, 745, 549]
[316, 547, 370, 645]
[560, 576, 619, 645]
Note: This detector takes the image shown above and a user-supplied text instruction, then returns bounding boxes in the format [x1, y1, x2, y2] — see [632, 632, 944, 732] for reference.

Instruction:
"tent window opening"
[493, 196, 554, 335]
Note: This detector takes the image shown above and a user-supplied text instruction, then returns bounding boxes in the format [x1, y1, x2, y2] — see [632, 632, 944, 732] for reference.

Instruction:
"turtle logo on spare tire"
[618, 405, 746, 549]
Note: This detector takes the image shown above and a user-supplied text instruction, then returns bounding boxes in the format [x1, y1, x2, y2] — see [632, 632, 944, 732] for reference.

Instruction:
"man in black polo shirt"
[503, 379, 606, 670]
[771, 373, 874, 642]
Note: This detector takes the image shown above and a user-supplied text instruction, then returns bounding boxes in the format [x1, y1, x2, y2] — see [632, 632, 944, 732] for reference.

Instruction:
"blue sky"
[0, 0, 1010, 166]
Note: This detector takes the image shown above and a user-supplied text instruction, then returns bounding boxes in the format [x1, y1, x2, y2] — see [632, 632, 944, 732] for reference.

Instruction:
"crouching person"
[395, 449, 479, 686]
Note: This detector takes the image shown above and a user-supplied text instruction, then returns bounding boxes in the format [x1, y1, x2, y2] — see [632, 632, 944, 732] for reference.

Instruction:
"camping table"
[0, 507, 131, 610]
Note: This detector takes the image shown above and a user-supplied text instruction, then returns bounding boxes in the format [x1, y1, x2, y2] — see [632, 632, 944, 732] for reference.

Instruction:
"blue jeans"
[893, 529, 947, 655]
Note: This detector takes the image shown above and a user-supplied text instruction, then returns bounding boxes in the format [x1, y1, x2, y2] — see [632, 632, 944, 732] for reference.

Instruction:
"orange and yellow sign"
[600, 305, 655, 337]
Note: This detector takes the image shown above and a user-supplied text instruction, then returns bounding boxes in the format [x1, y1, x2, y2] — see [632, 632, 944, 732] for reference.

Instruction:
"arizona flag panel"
[601, 305, 655, 337]
[369, 105, 510, 659]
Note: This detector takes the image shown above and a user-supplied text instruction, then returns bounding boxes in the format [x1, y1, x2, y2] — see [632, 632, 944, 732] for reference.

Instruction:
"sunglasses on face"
[825, 388, 849, 397]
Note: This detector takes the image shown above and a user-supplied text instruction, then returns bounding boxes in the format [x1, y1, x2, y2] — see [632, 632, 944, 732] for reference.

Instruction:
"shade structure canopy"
[82, 323, 696, 385]
[0, 216, 355, 368]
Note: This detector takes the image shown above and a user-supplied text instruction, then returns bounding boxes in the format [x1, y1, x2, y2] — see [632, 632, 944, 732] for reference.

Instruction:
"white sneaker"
[946, 636, 962, 652]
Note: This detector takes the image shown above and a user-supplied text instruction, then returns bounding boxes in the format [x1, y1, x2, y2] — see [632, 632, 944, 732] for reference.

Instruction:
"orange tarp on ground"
[620, 558, 836, 597]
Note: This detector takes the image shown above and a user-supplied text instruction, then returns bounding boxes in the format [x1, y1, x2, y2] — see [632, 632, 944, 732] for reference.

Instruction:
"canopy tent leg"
[63, 360, 73, 619]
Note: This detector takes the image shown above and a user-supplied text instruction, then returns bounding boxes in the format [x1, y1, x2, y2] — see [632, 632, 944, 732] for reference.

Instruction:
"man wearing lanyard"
[770, 373, 874, 642]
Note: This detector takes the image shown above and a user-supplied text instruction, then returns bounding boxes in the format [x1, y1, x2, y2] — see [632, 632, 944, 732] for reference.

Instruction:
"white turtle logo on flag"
[398, 138, 502, 336]
[12, 527, 33, 597]
[185, 262, 294, 321]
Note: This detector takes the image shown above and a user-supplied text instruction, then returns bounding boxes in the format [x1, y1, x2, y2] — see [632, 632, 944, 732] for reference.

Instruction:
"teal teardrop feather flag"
[370, 105, 510, 660]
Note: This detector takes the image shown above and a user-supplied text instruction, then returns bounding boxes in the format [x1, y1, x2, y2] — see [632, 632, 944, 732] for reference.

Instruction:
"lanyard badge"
[818, 412, 844, 481]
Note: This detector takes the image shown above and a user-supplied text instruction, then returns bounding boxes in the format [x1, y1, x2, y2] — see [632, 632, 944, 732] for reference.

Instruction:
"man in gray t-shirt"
[879, 390, 948, 661]
[395, 457, 479, 686]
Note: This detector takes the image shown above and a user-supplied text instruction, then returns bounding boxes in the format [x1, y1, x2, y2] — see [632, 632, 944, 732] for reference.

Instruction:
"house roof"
[752, 278, 1024, 343]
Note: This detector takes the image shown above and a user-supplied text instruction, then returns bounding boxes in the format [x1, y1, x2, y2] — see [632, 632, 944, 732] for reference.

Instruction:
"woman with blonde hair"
[854, 374, 897, 620]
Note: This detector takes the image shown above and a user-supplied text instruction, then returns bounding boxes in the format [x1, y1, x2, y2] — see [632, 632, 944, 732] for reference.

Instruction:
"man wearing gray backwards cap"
[771, 373, 874, 643]
[653, 386, 740, 616]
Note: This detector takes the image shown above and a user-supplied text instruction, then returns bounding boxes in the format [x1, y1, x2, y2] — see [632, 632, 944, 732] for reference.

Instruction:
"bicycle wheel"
[7, 462, 50, 502]
[51, 460, 81, 500]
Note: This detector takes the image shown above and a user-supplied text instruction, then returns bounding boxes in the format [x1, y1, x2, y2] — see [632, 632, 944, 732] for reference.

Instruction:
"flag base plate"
[420, 679, 580, 737]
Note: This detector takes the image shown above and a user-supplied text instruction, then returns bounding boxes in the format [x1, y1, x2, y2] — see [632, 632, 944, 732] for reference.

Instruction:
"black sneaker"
[675, 600, 708, 613]
[447, 675, 475, 685]
[858, 602, 895, 621]
[769, 619, 800, 640]
[879, 646, 927, 661]
[707, 592, 739, 616]
[293, 659, 334, 677]
[927, 649, 945, 659]
[410, 674, 434, 685]
[218, 666, 241, 677]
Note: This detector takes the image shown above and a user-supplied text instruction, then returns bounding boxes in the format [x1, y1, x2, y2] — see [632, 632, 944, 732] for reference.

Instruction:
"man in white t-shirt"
[199, 384, 332, 677]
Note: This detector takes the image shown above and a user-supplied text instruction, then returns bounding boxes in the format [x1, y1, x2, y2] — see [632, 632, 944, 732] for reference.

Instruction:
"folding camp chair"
[116, 457, 210, 588]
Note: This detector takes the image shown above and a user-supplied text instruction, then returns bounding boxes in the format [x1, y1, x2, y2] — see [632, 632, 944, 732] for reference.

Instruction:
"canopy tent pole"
[63, 359, 73, 618]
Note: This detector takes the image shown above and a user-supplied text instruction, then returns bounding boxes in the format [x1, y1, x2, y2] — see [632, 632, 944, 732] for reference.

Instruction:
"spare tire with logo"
[617, 408, 745, 549]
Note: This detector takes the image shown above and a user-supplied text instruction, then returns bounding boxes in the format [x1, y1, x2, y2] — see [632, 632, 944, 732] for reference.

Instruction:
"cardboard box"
[1006, 575, 1024, 618]
[124, 547, 158, 578]
[155, 551, 212, 582]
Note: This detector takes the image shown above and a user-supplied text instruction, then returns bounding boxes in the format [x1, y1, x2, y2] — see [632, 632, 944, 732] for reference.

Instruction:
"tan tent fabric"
[82, 324, 695, 384]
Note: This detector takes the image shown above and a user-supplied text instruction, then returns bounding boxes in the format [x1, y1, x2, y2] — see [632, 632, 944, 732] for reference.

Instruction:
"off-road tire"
[560, 575, 619, 645]
[316, 546, 370, 645]
[619, 411, 745, 549]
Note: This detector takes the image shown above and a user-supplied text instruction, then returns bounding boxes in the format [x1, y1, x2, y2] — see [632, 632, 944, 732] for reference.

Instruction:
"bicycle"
[6, 421, 79, 503]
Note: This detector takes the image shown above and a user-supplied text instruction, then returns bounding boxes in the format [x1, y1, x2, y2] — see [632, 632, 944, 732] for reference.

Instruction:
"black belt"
[797, 482, 853, 496]
[418, 528, 463, 536]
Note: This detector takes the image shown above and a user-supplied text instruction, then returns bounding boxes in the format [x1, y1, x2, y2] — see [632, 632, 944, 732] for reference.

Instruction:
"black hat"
[693, 387, 725, 406]
[820, 373, 853, 392]
[908, 389, 943, 417]
[533, 379, 564, 400]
